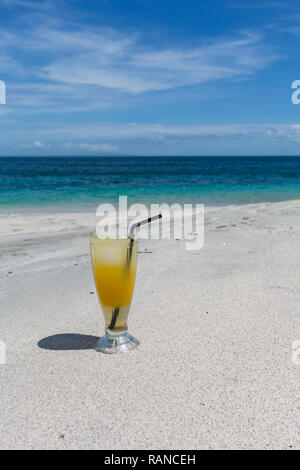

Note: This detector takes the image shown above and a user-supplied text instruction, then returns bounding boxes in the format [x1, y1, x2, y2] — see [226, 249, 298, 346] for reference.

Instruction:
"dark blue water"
[1, 156, 300, 211]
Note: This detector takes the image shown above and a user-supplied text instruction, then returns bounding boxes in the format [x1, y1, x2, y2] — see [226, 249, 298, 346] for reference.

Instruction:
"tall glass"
[90, 234, 139, 353]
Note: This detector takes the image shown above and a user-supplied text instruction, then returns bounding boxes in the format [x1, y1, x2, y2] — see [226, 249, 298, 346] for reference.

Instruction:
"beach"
[0, 200, 299, 450]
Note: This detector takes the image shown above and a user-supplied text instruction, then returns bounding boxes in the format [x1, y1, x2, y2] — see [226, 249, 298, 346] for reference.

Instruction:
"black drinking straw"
[109, 214, 162, 330]
[109, 306, 120, 330]
[129, 213, 162, 240]
[126, 213, 162, 271]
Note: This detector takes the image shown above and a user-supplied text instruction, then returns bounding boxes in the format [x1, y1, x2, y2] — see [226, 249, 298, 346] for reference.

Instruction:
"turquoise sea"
[1, 156, 300, 212]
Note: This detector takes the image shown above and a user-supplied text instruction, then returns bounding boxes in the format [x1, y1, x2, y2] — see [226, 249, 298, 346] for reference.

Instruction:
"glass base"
[95, 329, 139, 354]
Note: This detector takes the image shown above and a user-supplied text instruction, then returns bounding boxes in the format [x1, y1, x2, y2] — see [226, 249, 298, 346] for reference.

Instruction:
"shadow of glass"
[38, 334, 99, 351]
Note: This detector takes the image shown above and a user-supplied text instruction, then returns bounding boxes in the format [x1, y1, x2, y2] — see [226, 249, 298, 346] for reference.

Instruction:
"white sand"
[0, 200, 299, 449]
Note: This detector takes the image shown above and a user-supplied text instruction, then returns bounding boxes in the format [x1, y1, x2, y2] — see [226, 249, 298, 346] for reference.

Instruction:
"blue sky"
[1, 0, 300, 155]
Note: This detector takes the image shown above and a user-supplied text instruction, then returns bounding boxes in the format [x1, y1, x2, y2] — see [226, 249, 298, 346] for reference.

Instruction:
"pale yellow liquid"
[90, 237, 137, 331]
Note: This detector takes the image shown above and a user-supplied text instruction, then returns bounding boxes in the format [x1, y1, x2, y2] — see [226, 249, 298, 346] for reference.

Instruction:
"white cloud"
[228, 2, 291, 9]
[14, 122, 300, 143]
[78, 143, 101, 152]
[99, 143, 119, 152]
[19, 140, 46, 148]
[39, 30, 276, 94]
[19, 143, 32, 148]
[63, 142, 119, 152]
[0, 19, 278, 97]
[0, 0, 51, 10]
[0, 0, 282, 127]
[9, 123, 300, 155]
[34, 140, 44, 148]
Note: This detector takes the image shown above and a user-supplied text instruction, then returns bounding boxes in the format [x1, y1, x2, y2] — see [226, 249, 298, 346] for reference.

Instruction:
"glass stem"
[105, 327, 128, 338]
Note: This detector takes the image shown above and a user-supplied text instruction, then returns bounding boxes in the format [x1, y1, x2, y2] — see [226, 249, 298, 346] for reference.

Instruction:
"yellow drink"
[90, 236, 138, 332]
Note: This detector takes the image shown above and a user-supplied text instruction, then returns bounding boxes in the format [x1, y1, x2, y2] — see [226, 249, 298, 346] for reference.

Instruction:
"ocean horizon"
[1, 156, 300, 212]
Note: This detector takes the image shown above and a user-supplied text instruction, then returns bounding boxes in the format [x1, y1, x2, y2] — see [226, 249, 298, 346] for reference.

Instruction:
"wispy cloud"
[0, 1, 291, 155]
[34, 140, 44, 148]
[228, 2, 293, 9]
[11, 122, 300, 144]
[63, 142, 119, 152]
[4, 122, 300, 155]
[2, 26, 277, 94]
[0, 0, 52, 10]
[19, 140, 46, 149]
[0, 5, 278, 106]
